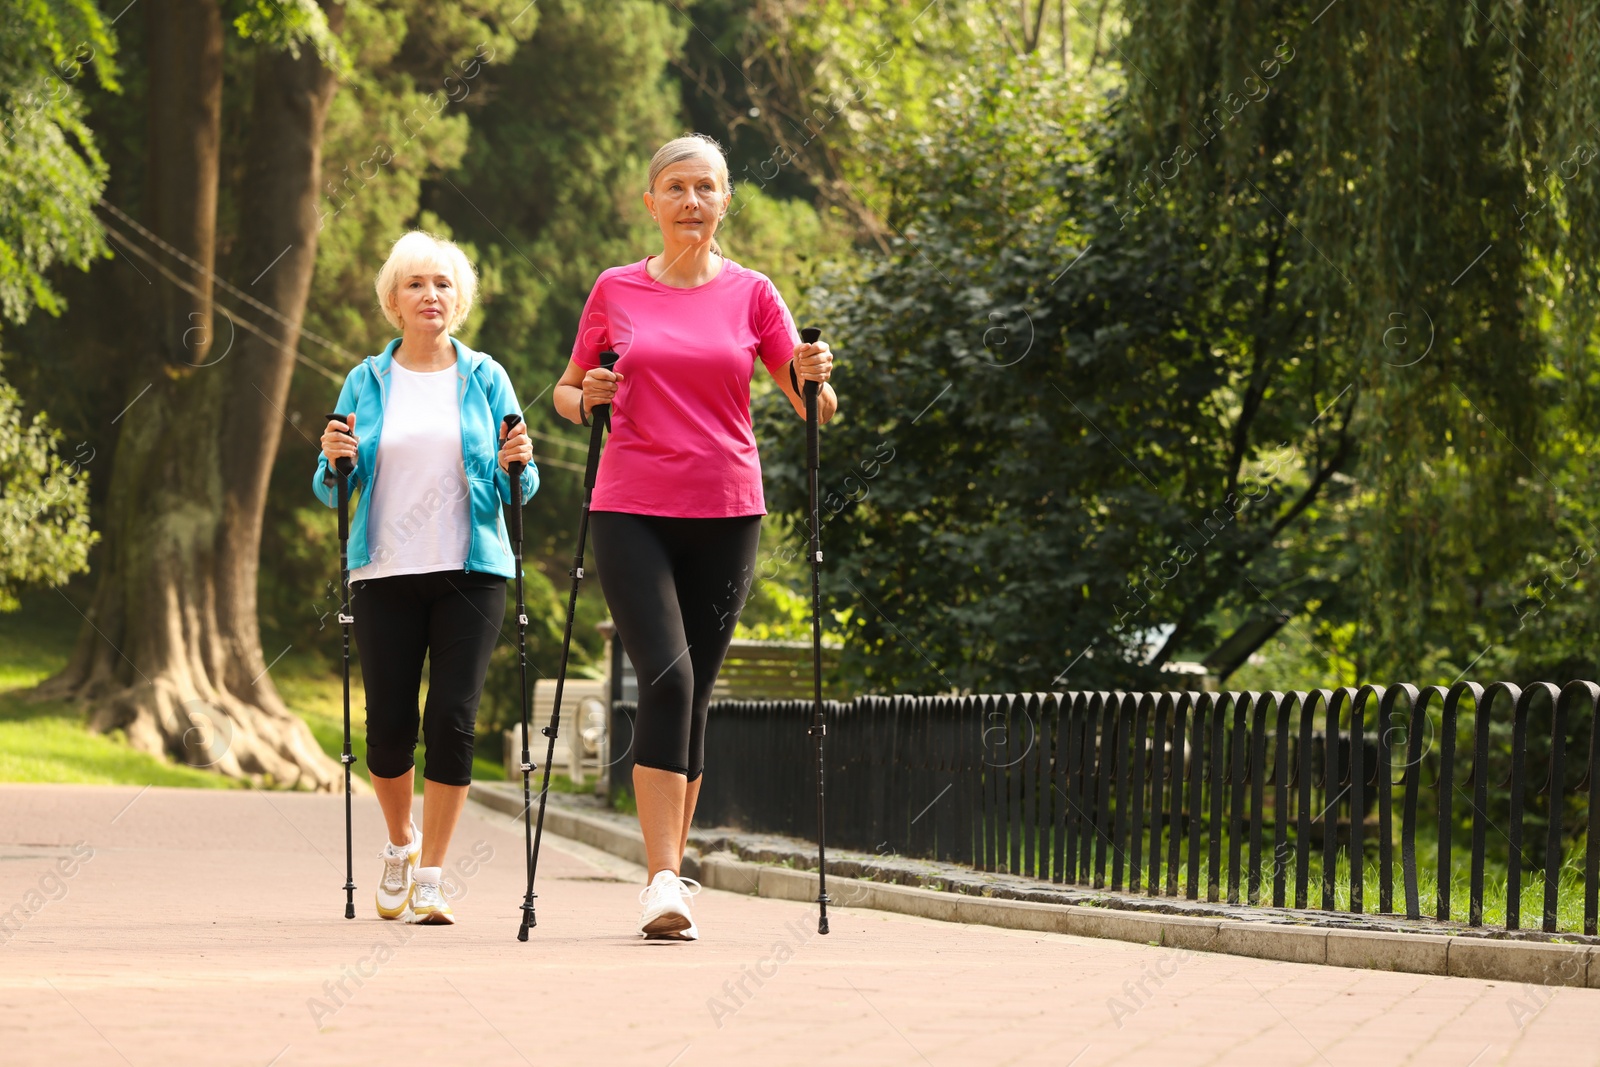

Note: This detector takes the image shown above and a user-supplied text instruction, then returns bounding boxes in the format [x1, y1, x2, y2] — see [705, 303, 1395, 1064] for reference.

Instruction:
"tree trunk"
[215, 5, 344, 759]
[36, 4, 344, 790]
[145, 0, 222, 364]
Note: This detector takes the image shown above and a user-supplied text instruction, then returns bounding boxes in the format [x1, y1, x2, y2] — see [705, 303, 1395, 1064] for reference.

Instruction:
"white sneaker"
[375, 822, 421, 920]
[409, 867, 455, 925]
[639, 870, 701, 940]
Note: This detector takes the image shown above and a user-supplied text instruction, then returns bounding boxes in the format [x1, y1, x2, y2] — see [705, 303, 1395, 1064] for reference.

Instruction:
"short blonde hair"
[374, 230, 477, 332]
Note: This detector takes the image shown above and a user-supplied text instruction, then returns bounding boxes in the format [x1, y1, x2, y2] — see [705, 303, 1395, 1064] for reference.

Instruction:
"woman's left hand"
[498, 419, 533, 472]
[792, 339, 833, 384]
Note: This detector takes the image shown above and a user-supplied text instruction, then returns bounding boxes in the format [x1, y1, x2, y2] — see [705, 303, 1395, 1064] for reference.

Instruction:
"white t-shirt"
[351, 362, 472, 582]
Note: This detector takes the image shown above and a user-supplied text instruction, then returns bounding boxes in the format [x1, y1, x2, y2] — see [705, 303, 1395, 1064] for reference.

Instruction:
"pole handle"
[324, 412, 353, 541]
[799, 329, 821, 469]
[323, 412, 355, 477]
[502, 413, 524, 544]
[585, 350, 619, 489]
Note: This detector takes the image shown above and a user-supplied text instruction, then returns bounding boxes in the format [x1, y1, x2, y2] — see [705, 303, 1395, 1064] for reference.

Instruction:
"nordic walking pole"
[324, 413, 358, 920]
[501, 411, 535, 941]
[799, 326, 831, 936]
[517, 349, 619, 941]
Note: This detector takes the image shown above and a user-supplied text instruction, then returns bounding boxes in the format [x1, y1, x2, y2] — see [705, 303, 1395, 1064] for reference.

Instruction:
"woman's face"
[391, 264, 456, 336]
[645, 155, 730, 248]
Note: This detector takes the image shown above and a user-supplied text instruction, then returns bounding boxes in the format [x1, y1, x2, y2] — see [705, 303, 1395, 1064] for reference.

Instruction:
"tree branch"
[1267, 389, 1357, 541]
[1227, 218, 1286, 497]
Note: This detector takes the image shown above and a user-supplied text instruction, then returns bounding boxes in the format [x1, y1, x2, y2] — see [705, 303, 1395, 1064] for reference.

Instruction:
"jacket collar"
[367, 336, 486, 379]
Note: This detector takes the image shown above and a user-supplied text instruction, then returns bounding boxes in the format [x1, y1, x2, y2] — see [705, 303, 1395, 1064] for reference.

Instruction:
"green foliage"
[15, 0, 1596, 706]
[764, 56, 1124, 693]
[1118, 0, 1600, 684]
[680, 0, 992, 242]
[0, 364, 97, 611]
[761, 52, 1350, 693]
[764, 2, 1600, 695]
[257, 502, 340, 662]
[230, 0, 347, 68]
[735, 515, 828, 643]
[0, 0, 118, 323]
[443, 0, 684, 359]
[298, 0, 538, 357]
[0, 3, 108, 616]
[720, 183, 852, 310]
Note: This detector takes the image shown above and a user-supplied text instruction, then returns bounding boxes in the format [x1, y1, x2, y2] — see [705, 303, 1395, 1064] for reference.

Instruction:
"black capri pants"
[590, 512, 762, 781]
[351, 568, 504, 786]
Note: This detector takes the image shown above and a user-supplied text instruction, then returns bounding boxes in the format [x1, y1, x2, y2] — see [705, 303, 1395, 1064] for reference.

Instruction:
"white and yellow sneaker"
[375, 822, 420, 920]
[639, 870, 701, 940]
[408, 867, 455, 925]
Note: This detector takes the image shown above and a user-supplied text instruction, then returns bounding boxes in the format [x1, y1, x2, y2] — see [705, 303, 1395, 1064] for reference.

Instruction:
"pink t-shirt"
[571, 257, 800, 517]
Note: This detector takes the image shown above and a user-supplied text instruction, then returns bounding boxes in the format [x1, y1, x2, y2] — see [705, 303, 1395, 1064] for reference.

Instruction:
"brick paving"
[1, 784, 1596, 1066]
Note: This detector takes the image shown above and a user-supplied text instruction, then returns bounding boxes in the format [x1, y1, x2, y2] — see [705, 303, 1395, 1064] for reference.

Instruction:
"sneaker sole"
[410, 909, 455, 926]
[376, 893, 409, 919]
[641, 910, 693, 937]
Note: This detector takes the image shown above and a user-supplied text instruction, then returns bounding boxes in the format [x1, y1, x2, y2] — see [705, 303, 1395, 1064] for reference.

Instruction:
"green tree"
[765, 2, 1600, 695]
[1117, 0, 1600, 683]
[0, 1, 115, 612]
[733, 48, 1336, 694]
[0, 369, 96, 610]
[31, 0, 354, 787]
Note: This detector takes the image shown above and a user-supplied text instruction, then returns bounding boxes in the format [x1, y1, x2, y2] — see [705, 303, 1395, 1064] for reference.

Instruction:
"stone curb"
[468, 783, 1600, 988]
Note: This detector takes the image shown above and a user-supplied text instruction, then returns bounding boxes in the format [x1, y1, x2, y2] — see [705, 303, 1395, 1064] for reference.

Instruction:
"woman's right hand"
[582, 366, 624, 413]
[321, 413, 358, 464]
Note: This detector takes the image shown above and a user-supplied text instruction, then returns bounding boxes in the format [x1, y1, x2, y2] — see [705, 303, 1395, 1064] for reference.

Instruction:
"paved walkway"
[1, 785, 1596, 1066]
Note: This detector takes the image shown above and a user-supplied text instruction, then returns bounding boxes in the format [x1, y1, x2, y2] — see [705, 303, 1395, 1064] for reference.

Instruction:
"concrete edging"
[468, 783, 1600, 987]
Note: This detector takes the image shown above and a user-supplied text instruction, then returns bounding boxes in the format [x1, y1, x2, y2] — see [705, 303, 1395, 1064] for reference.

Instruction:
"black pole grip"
[584, 350, 620, 489]
[502, 413, 524, 544]
[324, 412, 352, 543]
[323, 412, 355, 476]
[799, 329, 821, 470]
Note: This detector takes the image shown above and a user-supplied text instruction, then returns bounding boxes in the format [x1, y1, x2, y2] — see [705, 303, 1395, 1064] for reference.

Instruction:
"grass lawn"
[0, 587, 235, 788]
[0, 585, 508, 792]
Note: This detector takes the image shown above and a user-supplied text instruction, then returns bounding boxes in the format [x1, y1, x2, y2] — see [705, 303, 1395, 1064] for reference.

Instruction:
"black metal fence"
[611, 682, 1600, 933]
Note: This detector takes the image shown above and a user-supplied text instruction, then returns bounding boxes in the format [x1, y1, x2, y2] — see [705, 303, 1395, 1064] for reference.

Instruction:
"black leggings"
[590, 512, 761, 781]
[351, 568, 505, 786]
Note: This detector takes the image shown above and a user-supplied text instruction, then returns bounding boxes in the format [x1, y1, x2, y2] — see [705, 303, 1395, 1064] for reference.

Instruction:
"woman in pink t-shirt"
[554, 134, 837, 940]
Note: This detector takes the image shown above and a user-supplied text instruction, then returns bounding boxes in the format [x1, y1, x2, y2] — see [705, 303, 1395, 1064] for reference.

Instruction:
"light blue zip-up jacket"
[312, 338, 538, 579]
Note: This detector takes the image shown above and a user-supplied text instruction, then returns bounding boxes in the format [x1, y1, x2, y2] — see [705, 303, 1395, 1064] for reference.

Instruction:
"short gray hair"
[647, 134, 732, 198]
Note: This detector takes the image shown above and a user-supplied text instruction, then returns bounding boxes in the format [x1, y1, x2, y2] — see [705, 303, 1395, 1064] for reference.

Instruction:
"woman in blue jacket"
[315, 230, 535, 925]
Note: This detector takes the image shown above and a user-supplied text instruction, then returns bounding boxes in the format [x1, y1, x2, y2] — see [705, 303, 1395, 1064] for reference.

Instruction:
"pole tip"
[818, 915, 830, 935]
[344, 903, 355, 920]
[517, 925, 530, 942]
